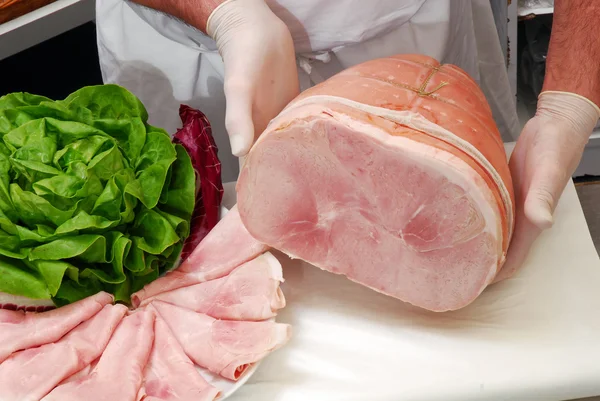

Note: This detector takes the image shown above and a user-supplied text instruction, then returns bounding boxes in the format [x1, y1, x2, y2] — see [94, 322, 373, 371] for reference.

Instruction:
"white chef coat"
[96, 0, 519, 182]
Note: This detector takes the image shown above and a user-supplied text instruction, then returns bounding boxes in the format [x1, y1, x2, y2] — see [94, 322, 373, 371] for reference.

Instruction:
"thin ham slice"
[138, 252, 285, 321]
[42, 309, 155, 401]
[0, 304, 127, 401]
[151, 301, 291, 381]
[59, 358, 99, 386]
[0, 291, 113, 363]
[237, 54, 516, 312]
[132, 206, 268, 307]
[137, 312, 221, 401]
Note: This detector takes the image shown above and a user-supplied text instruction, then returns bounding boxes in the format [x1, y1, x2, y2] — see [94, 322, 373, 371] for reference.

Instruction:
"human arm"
[128, 0, 220, 33]
[542, 0, 600, 106]
[127, 0, 300, 157]
[497, 0, 600, 281]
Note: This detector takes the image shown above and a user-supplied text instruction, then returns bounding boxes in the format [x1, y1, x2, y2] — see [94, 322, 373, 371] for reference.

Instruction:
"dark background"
[0, 22, 102, 99]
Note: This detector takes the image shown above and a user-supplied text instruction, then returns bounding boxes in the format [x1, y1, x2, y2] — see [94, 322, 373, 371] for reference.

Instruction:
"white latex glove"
[495, 91, 600, 282]
[207, 0, 300, 157]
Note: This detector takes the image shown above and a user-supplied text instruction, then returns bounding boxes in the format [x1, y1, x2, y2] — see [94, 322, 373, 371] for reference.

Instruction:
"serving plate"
[200, 364, 259, 400]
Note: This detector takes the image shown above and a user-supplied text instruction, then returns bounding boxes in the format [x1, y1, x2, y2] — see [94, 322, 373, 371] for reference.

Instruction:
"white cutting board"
[224, 143, 600, 401]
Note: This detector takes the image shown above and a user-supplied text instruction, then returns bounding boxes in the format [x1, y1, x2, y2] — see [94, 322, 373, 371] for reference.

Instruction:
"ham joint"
[237, 54, 515, 312]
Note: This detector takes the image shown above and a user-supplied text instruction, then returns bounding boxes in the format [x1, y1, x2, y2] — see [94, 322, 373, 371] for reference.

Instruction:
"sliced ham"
[151, 300, 291, 381]
[0, 304, 127, 401]
[0, 291, 114, 363]
[42, 309, 155, 401]
[132, 206, 268, 307]
[137, 312, 221, 401]
[59, 358, 99, 386]
[237, 54, 516, 312]
[138, 252, 285, 321]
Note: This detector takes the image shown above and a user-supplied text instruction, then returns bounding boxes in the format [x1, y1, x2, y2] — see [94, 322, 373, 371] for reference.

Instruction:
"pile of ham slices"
[0, 208, 290, 401]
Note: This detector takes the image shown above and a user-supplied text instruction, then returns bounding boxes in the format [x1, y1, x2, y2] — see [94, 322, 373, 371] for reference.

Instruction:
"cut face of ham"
[151, 301, 291, 381]
[132, 206, 268, 307]
[0, 291, 114, 363]
[42, 309, 155, 401]
[138, 252, 285, 321]
[137, 314, 221, 401]
[237, 54, 515, 312]
[0, 304, 127, 401]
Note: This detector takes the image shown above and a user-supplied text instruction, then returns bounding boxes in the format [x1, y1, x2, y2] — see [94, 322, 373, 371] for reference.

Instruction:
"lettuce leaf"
[0, 85, 198, 305]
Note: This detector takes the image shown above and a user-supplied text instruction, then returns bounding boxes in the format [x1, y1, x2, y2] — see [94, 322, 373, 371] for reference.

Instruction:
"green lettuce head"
[0, 85, 199, 306]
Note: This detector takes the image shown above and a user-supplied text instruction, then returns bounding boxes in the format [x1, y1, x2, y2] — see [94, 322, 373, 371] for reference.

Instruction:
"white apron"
[96, 0, 519, 183]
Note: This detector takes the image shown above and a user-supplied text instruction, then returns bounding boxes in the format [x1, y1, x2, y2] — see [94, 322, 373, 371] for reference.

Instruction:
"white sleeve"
[125, 1, 219, 53]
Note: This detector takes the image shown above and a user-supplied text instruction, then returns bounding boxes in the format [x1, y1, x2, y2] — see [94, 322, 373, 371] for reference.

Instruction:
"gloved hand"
[495, 91, 600, 282]
[207, 0, 300, 157]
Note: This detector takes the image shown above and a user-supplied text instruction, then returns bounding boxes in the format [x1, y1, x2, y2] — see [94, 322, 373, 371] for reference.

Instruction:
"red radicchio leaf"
[0, 303, 55, 312]
[173, 105, 224, 261]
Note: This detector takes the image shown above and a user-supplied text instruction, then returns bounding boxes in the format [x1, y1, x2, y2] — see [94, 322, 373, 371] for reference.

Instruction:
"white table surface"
[222, 142, 600, 401]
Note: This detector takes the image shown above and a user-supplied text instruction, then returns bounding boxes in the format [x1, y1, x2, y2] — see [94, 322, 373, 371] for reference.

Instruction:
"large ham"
[237, 54, 515, 312]
[42, 309, 155, 401]
[132, 206, 268, 307]
[0, 304, 127, 401]
[0, 291, 114, 363]
[151, 301, 291, 381]
[138, 252, 285, 321]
